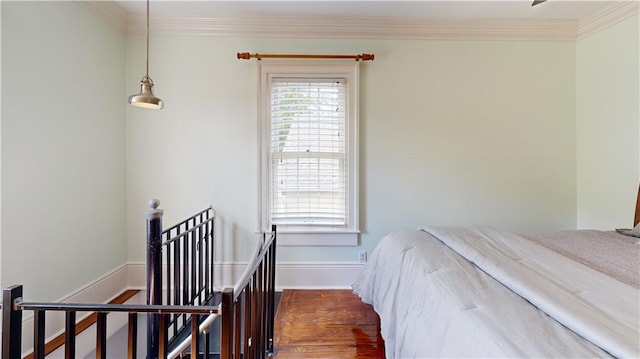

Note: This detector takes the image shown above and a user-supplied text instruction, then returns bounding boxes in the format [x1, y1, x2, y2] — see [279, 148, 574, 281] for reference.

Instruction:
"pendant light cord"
[145, 0, 150, 78]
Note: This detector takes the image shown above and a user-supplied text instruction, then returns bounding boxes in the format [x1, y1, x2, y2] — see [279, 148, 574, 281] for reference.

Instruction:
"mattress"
[352, 226, 640, 358]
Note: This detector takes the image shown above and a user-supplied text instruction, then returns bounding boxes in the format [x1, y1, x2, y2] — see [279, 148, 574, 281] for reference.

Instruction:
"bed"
[353, 187, 640, 358]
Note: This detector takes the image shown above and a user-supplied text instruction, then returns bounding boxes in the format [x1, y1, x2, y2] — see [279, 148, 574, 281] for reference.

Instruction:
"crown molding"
[577, 1, 640, 40]
[84, 0, 639, 42]
[76, 0, 128, 33]
[127, 15, 579, 41]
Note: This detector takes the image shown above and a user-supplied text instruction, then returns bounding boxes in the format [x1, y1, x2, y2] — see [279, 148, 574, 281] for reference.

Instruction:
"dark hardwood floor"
[274, 290, 385, 358]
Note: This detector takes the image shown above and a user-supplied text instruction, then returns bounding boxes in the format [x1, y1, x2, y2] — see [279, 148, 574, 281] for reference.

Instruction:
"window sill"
[276, 230, 359, 246]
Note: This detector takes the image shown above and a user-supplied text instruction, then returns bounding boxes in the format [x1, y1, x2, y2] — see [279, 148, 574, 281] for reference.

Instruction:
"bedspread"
[522, 230, 639, 288]
[421, 226, 639, 358]
[353, 227, 639, 358]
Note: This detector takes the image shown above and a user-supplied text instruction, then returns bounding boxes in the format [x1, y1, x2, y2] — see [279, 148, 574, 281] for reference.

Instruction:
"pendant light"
[128, 0, 164, 109]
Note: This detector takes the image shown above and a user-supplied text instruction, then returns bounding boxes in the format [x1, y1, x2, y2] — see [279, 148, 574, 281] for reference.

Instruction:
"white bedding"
[353, 227, 640, 358]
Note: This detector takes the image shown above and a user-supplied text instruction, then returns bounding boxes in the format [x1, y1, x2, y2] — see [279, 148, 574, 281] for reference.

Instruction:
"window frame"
[258, 60, 360, 246]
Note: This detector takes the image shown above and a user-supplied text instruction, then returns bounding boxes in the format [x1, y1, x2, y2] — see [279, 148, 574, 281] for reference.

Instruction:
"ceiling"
[98, 0, 638, 41]
[114, 0, 613, 21]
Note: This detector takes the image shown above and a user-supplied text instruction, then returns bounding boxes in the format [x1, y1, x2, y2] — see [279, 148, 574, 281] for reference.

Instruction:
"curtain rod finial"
[359, 54, 374, 61]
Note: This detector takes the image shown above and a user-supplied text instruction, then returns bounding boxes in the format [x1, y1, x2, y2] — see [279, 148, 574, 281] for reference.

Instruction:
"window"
[259, 60, 359, 245]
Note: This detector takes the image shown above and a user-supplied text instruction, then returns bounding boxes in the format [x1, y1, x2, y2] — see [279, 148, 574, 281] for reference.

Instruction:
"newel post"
[2, 285, 23, 359]
[146, 199, 163, 359]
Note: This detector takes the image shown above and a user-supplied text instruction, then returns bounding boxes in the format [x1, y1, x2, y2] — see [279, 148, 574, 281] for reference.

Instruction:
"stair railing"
[221, 224, 277, 359]
[1, 284, 219, 359]
[146, 199, 216, 355]
[1, 201, 276, 359]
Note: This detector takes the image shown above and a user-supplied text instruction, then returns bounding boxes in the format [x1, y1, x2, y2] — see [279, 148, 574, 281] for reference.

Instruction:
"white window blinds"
[270, 78, 347, 227]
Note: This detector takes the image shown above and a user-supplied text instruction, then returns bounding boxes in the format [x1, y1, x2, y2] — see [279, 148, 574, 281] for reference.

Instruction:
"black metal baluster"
[210, 213, 215, 300]
[264, 245, 272, 355]
[158, 314, 168, 359]
[33, 309, 45, 359]
[203, 327, 211, 359]
[182, 232, 189, 326]
[263, 247, 269, 356]
[191, 223, 197, 306]
[203, 222, 210, 301]
[256, 263, 264, 356]
[164, 234, 177, 338]
[253, 274, 260, 359]
[198, 215, 204, 305]
[191, 314, 200, 358]
[234, 293, 243, 359]
[220, 288, 234, 359]
[267, 225, 277, 355]
[65, 311, 76, 359]
[204, 210, 211, 299]
[244, 285, 252, 359]
[165, 236, 172, 307]
[96, 312, 107, 359]
[128, 313, 138, 359]
[164, 240, 173, 336]
[174, 238, 182, 335]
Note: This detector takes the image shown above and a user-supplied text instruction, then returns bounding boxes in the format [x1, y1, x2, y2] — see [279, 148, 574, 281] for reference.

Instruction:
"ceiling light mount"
[128, 0, 163, 109]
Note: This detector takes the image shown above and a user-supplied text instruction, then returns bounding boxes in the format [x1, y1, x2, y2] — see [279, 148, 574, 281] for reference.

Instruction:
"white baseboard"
[126, 261, 365, 291]
[212, 262, 365, 290]
[275, 262, 364, 290]
[64, 264, 130, 303]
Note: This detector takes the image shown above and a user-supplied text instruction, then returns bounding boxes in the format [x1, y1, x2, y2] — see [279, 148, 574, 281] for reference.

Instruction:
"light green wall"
[125, 36, 577, 263]
[2, 1, 637, 296]
[576, 15, 640, 229]
[1, 1, 127, 300]
[0, 0, 3, 285]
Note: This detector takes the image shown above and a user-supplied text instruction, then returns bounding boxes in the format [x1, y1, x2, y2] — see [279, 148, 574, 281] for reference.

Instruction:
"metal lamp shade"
[128, 76, 164, 109]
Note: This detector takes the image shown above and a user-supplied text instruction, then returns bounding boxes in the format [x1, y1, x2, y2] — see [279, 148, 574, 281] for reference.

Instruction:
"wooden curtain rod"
[237, 52, 374, 61]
